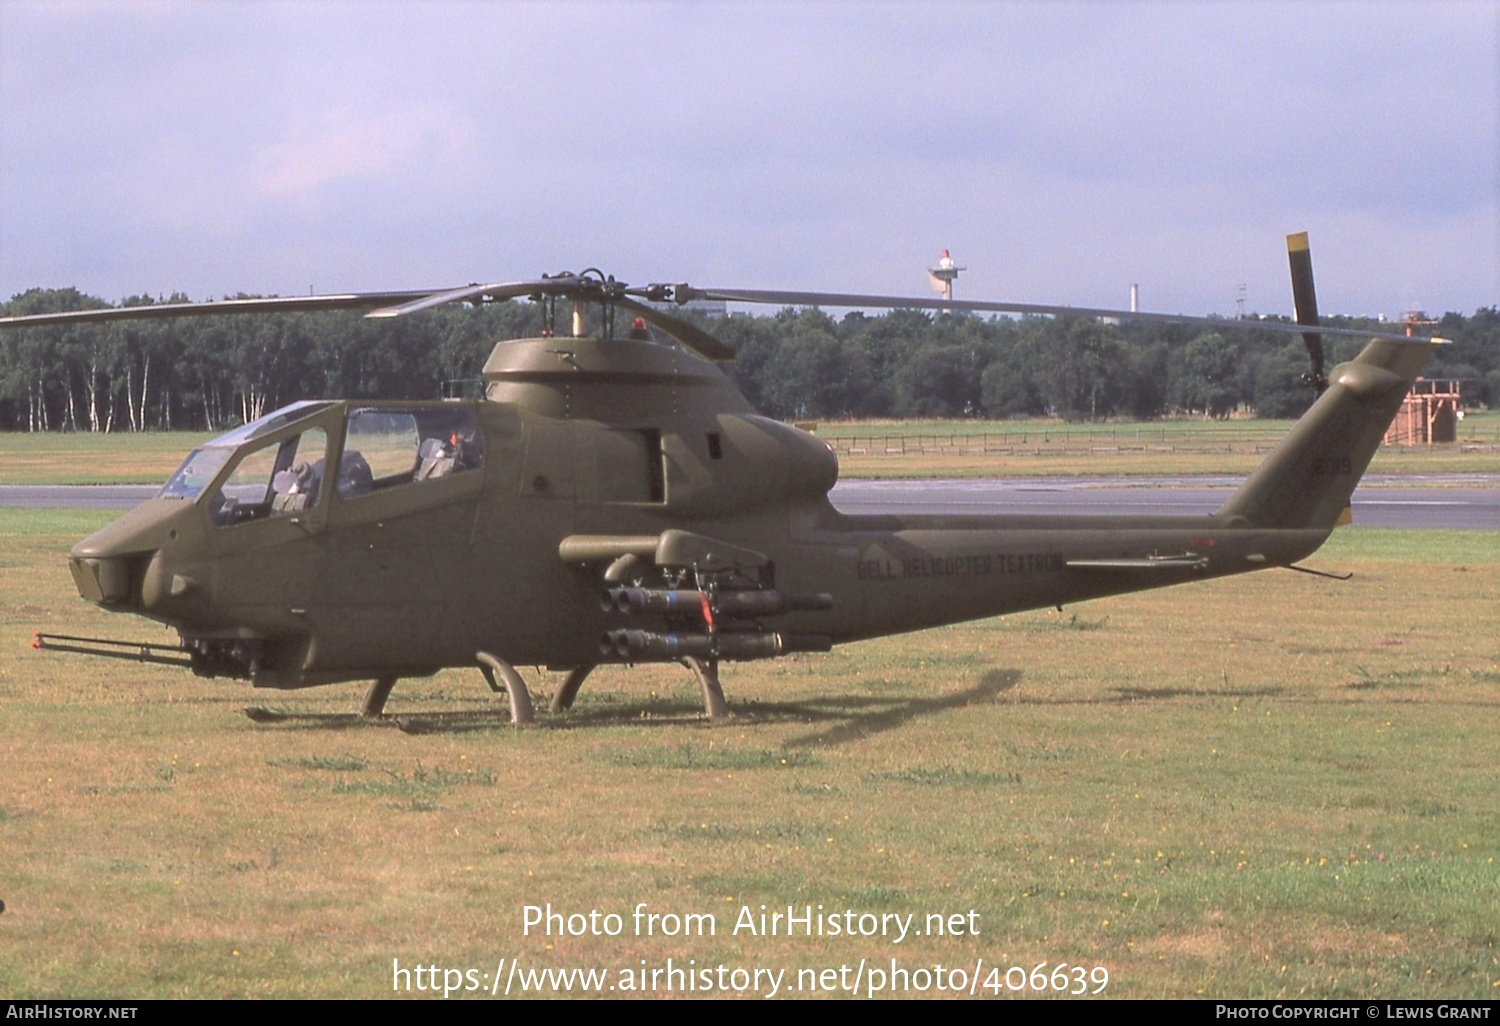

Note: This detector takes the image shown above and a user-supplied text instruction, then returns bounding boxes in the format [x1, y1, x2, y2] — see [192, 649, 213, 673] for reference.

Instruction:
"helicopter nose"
[70, 554, 140, 605]
[69, 499, 188, 608]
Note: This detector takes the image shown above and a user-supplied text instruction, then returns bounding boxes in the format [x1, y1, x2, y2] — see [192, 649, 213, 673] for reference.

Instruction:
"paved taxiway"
[2, 475, 1495, 529]
[831, 475, 1499, 530]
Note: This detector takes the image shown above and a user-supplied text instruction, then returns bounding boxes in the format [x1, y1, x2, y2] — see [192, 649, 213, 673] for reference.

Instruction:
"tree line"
[2, 286, 1496, 432]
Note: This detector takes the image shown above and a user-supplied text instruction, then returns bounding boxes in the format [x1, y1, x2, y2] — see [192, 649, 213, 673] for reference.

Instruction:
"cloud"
[249, 107, 471, 202]
[1, 1, 1495, 316]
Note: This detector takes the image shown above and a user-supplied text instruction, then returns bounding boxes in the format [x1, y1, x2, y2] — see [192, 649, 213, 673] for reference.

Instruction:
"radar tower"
[927, 249, 965, 312]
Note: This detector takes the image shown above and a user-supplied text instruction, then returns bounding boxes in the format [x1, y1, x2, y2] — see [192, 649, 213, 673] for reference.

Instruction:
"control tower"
[927, 249, 965, 310]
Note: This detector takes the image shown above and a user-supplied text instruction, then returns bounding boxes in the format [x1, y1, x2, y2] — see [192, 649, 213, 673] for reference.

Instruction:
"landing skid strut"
[476, 651, 536, 725]
[360, 675, 398, 719]
[260, 658, 729, 728]
[681, 656, 729, 719]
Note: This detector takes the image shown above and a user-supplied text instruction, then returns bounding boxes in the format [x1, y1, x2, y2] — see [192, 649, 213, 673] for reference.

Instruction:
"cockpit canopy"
[159, 401, 335, 501]
[160, 401, 484, 526]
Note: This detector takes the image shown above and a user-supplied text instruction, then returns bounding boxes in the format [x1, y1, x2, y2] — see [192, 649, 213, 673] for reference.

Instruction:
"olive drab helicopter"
[2, 234, 1445, 725]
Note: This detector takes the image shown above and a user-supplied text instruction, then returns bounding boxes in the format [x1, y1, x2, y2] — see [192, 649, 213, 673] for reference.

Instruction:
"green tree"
[1251, 341, 1315, 419]
[894, 343, 979, 416]
[1033, 318, 1126, 420]
[1170, 332, 1241, 417]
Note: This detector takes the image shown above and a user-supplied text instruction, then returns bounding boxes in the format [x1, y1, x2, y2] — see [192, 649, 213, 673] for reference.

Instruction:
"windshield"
[159, 448, 234, 500]
[157, 401, 334, 501]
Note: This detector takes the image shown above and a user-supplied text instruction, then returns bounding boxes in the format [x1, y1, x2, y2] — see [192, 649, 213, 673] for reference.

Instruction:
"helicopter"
[2, 233, 1444, 724]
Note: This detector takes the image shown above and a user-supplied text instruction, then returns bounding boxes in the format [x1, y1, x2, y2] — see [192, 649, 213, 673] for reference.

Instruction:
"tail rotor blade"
[1287, 231, 1327, 393]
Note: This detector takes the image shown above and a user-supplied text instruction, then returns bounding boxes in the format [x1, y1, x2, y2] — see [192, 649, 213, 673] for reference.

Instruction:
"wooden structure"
[1384, 378, 1462, 445]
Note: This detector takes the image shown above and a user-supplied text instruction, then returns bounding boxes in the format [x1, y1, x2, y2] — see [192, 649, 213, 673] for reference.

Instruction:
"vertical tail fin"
[1217, 232, 1433, 530]
[1218, 337, 1432, 529]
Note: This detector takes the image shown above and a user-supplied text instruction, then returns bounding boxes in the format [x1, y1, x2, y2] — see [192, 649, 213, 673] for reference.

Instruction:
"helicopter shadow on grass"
[542, 667, 1021, 744]
[242, 667, 1026, 742]
[998, 684, 1287, 707]
[241, 706, 457, 732]
[241, 696, 782, 734]
[254, 673, 1447, 739]
[776, 667, 1023, 749]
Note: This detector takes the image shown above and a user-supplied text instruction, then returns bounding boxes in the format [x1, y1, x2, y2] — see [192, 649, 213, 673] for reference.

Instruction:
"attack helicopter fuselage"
[65, 328, 1429, 699]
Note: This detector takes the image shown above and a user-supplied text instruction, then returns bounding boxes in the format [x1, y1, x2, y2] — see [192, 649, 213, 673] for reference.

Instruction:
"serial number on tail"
[1310, 455, 1353, 477]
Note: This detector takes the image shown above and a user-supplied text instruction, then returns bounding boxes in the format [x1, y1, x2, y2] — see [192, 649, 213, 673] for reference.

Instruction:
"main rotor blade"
[0, 291, 443, 329]
[614, 296, 737, 361]
[363, 280, 558, 319]
[0, 276, 603, 328]
[678, 286, 1443, 345]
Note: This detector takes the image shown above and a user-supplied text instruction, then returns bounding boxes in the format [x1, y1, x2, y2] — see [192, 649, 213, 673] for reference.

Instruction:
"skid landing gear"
[360, 675, 398, 719]
[250, 659, 729, 729]
[681, 656, 729, 719]
[552, 661, 728, 718]
[551, 664, 595, 712]
[244, 677, 402, 726]
[476, 651, 535, 725]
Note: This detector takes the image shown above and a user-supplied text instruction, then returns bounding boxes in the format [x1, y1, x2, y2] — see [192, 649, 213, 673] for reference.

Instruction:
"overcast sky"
[1, 1, 1495, 322]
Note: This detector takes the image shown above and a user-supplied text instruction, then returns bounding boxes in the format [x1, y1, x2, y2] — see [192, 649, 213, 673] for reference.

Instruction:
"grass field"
[1, 508, 1497, 999]
[0, 431, 215, 485]
[1, 412, 1496, 484]
[814, 411, 1500, 478]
